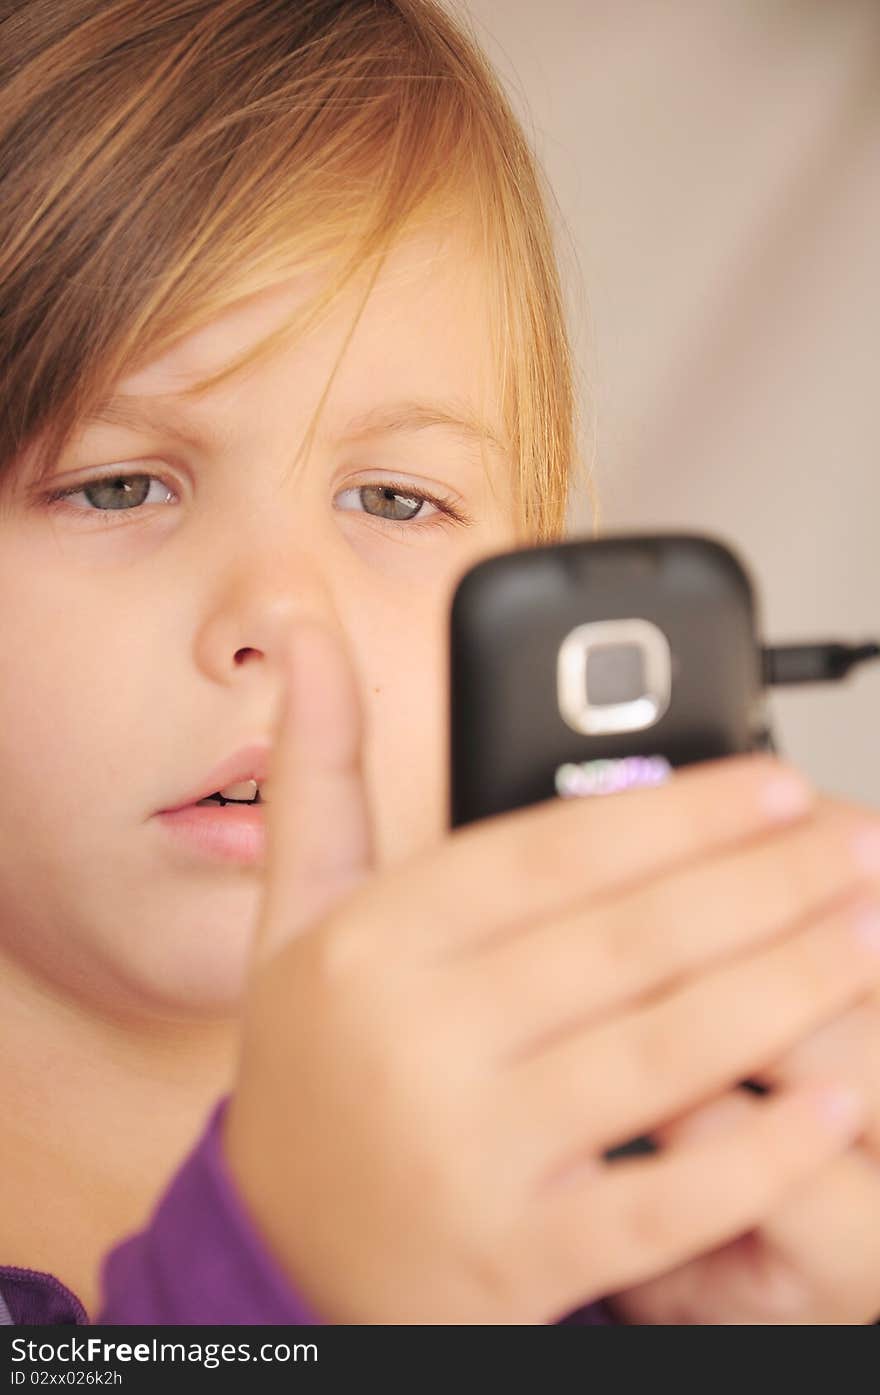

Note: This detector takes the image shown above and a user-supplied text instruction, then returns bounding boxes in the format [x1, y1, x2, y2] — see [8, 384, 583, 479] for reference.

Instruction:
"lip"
[158, 742, 271, 814]
[156, 802, 266, 866]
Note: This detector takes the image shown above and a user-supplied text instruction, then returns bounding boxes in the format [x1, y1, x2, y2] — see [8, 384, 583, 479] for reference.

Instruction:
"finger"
[759, 1149, 880, 1323]
[793, 796, 880, 1020]
[507, 890, 880, 1176]
[254, 618, 375, 967]
[762, 1001, 880, 1154]
[510, 1081, 863, 1320]
[457, 805, 875, 1058]
[821, 794, 880, 829]
[620, 1088, 861, 1323]
[393, 753, 818, 960]
[652, 1089, 755, 1148]
[629, 1076, 880, 1324]
[605, 1087, 811, 1324]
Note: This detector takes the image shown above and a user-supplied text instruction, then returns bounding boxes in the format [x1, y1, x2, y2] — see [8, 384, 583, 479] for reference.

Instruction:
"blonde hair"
[0, 0, 598, 540]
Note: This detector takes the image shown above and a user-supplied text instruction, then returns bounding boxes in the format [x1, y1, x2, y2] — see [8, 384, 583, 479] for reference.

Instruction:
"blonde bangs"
[1, 0, 597, 539]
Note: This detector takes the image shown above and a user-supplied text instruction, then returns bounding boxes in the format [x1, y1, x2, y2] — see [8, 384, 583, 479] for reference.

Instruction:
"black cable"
[762, 640, 880, 686]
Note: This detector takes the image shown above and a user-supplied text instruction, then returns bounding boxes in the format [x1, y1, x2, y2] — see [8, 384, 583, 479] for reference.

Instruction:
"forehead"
[99, 227, 504, 454]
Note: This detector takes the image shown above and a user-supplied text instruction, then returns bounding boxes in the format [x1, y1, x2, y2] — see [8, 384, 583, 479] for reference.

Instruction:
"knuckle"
[310, 901, 375, 988]
[491, 934, 539, 1009]
[585, 929, 632, 1007]
[763, 835, 818, 914]
[532, 910, 610, 1028]
[547, 1215, 606, 1309]
[740, 962, 802, 1044]
[604, 881, 678, 983]
[724, 841, 815, 943]
[746, 927, 843, 1048]
[666, 783, 728, 865]
[629, 1011, 685, 1091]
[791, 916, 848, 1001]
[511, 808, 581, 897]
[729, 1118, 796, 1211]
[514, 1188, 609, 1316]
[588, 892, 632, 966]
[614, 1189, 675, 1272]
[465, 1234, 526, 1317]
[783, 821, 859, 909]
[610, 1016, 669, 1112]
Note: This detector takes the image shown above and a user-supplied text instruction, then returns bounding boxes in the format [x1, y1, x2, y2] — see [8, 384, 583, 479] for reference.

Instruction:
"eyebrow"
[84, 394, 508, 458]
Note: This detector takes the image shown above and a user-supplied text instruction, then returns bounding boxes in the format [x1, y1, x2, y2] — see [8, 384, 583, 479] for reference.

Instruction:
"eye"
[42, 472, 472, 531]
[44, 473, 175, 515]
[335, 482, 468, 528]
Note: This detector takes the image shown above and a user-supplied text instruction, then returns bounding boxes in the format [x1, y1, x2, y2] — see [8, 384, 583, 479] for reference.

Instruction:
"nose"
[193, 527, 345, 691]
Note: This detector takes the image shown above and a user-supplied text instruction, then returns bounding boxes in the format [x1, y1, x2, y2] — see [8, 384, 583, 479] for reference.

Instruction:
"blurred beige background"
[463, 0, 879, 806]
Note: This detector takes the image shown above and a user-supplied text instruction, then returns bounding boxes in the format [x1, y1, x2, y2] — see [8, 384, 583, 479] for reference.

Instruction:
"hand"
[609, 797, 880, 1325]
[221, 618, 880, 1323]
[606, 1082, 880, 1324]
[761, 795, 880, 1148]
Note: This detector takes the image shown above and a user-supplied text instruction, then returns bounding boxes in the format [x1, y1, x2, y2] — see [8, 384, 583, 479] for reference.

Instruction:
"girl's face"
[0, 228, 522, 1020]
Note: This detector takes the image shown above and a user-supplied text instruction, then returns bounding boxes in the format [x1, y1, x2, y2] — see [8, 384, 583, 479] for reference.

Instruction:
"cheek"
[0, 579, 76, 795]
[354, 613, 449, 868]
[0, 565, 158, 835]
[340, 526, 522, 868]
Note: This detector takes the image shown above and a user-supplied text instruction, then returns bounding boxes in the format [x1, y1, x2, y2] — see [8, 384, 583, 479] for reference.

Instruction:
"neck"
[0, 952, 240, 1317]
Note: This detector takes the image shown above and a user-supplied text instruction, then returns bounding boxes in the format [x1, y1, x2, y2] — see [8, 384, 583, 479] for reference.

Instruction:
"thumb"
[253, 617, 375, 967]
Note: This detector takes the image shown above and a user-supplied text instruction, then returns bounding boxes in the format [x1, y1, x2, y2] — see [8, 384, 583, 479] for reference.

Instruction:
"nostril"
[234, 648, 259, 664]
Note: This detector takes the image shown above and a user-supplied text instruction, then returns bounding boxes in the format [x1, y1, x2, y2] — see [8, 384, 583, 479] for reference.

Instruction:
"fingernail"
[812, 1085, 864, 1136]
[852, 826, 880, 876]
[851, 901, 880, 952]
[760, 774, 812, 819]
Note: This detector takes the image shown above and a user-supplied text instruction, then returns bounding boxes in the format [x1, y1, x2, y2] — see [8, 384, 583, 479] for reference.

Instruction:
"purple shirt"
[0, 1095, 613, 1325]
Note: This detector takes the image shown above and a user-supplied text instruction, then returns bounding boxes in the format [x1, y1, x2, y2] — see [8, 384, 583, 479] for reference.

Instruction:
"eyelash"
[42, 472, 472, 531]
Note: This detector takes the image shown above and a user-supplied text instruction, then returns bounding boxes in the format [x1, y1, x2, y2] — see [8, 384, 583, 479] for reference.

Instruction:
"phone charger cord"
[761, 640, 880, 686]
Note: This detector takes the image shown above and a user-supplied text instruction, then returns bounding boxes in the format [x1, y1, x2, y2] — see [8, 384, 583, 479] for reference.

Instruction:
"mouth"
[156, 788, 267, 866]
[154, 745, 271, 866]
[160, 743, 271, 814]
[195, 787, 264, 808]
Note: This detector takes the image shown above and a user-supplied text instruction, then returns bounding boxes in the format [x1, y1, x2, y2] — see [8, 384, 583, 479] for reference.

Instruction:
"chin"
[103, 919, 258, 1024]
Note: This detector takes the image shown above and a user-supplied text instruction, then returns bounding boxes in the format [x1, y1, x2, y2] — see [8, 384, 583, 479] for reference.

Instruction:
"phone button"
[556, 618, 672, 735]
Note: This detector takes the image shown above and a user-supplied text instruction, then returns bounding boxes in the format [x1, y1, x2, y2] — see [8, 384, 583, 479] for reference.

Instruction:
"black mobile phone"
[448, 531, 778, 1159]
[449, 531, 777, 831]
